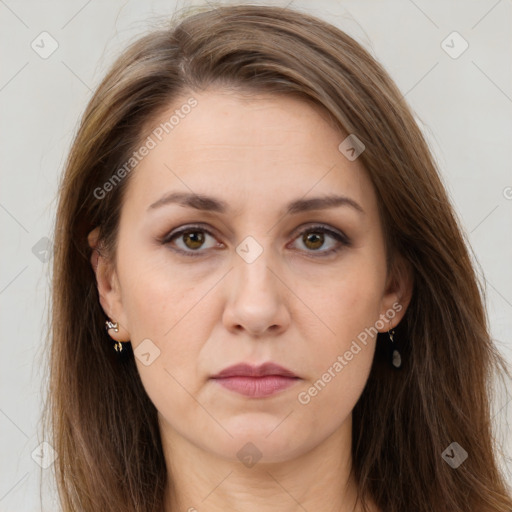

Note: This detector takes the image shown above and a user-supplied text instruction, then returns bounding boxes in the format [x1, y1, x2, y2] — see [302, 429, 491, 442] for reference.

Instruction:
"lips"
[211, 362, 298, 379]
[210, 362, 300, 398]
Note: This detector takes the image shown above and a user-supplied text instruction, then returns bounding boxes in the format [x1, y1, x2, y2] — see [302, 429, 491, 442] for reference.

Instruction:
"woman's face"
[91, 89, 410, 464]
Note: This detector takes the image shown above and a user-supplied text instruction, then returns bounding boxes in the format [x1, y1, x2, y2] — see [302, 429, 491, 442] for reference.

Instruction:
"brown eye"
[162, 225, 221, 257]
[302, 231, 325, 250]
[181, 231, 206, 250]
[161, 223, 350, 259]
[290, 225, 351, 257]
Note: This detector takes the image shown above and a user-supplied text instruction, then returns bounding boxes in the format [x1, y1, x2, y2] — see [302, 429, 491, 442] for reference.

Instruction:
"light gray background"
[1, 0, 511, 510]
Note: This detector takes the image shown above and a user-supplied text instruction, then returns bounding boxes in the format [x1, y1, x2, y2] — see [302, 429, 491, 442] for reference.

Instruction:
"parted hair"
[41, 4, 512, 512]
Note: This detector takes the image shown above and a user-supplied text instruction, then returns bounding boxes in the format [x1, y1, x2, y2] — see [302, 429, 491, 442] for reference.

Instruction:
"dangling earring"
[105, 320, 124, 353]
[388, 329, 402, 369]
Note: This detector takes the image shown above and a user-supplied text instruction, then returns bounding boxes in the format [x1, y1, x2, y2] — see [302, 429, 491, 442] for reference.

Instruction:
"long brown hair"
[40, 4, 512, 511]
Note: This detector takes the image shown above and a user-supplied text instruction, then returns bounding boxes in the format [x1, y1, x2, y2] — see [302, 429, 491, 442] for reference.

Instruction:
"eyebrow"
[147, 191, 365, 216]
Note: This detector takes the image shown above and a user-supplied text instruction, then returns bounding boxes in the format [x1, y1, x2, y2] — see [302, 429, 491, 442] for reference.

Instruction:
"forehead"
[123, 89, 375, 218]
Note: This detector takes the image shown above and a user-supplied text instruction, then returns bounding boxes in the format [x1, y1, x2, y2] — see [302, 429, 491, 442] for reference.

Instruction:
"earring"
[105, 320, 119, 332]
[105, 320, 124, 353]
[388, 329, 402, 369]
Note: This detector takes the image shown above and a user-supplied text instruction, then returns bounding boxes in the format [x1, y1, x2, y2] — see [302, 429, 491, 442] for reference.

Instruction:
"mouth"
[210, 362, 300, 398]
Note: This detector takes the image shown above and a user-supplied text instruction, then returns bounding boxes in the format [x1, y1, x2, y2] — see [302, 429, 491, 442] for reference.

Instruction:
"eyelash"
[158, 223, 351, 259]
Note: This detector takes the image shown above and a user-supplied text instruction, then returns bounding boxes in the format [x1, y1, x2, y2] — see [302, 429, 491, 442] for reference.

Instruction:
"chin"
[205, 424, 313, 465]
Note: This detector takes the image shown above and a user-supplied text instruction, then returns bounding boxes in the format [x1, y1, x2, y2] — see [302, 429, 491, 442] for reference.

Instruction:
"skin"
[89, 88, 412, 512]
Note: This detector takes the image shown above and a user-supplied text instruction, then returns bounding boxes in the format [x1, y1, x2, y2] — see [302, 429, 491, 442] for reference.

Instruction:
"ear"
[377, 253, 414, 332]
[87, 227, 131, 342]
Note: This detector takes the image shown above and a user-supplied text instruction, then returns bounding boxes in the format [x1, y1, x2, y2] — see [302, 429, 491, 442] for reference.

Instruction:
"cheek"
[319, 263, 385, 347]
[296, 260, 383, 411]
[126, 285, 208, 370]
[121, 256, 222, 372]
[118, 243, 207, 340]
[126, 282, 212, 427]
[294, 346, 374, 444]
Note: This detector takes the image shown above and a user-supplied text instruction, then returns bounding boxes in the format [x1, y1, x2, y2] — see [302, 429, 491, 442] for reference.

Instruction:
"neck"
[160, 415, 374, 512]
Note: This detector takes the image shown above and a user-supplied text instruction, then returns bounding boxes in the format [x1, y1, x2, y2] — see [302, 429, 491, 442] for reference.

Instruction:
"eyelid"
[289, 222, 350, 244]
[287, 223, 351, 258]
[159, 223, 221, 246]
[159, 223, 223, 257]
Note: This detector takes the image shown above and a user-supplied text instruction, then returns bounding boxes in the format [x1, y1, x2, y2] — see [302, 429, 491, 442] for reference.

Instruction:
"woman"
[42, 4, 512, 512]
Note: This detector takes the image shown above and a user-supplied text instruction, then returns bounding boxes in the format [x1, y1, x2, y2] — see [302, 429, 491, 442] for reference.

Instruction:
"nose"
[222, 251, 291, 337]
